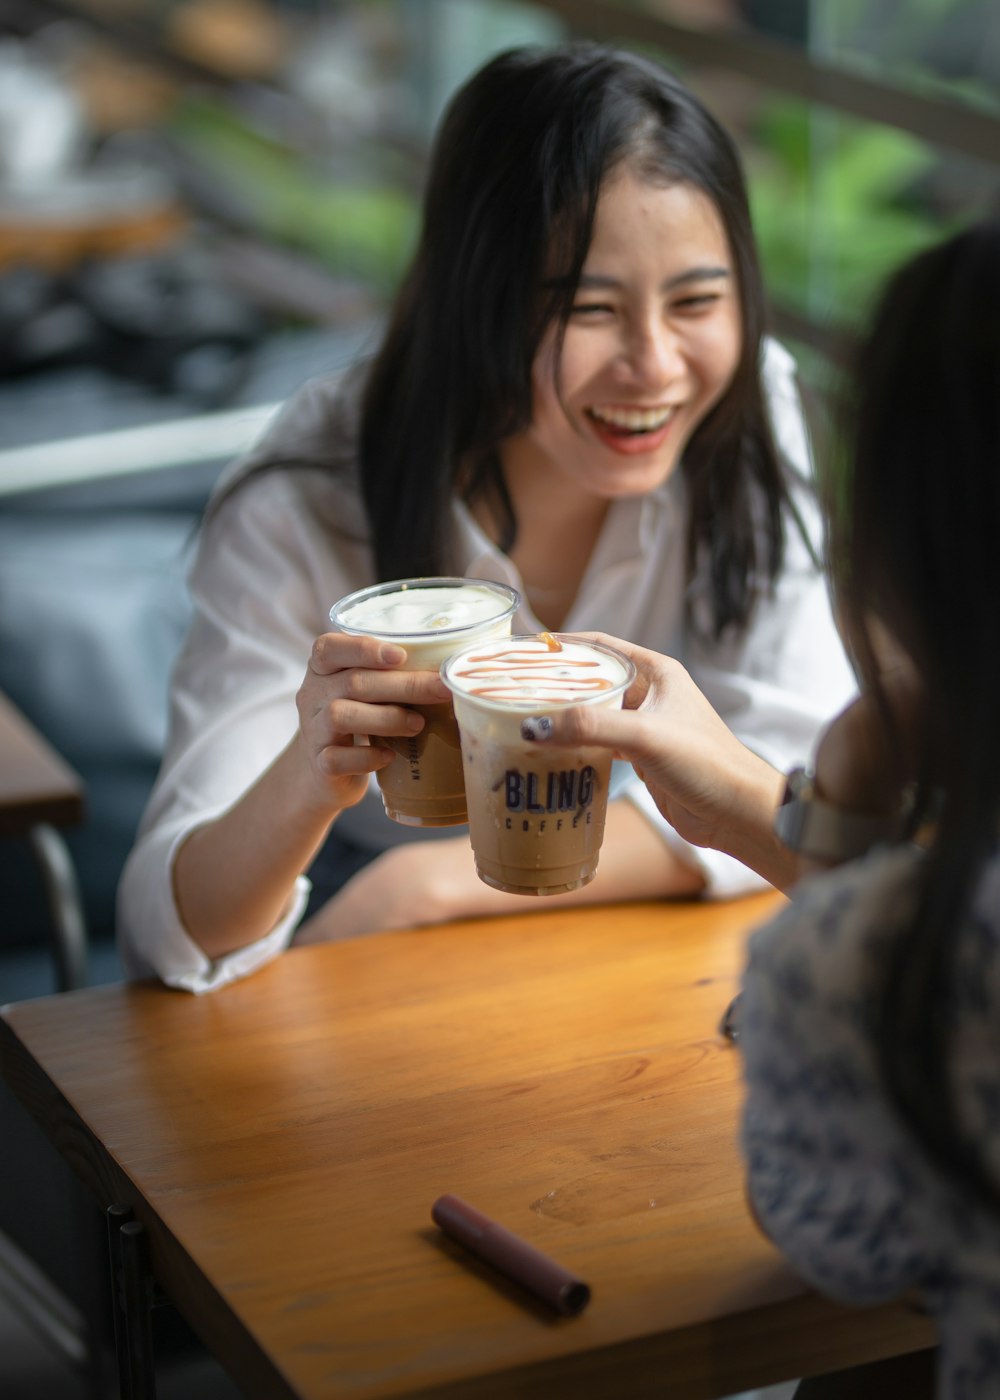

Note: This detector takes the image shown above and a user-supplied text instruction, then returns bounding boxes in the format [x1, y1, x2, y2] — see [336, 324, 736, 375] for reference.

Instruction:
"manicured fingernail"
[405, 711, 424, 733]
[381, 644, 406, 664]
[521, 716, 553, 742]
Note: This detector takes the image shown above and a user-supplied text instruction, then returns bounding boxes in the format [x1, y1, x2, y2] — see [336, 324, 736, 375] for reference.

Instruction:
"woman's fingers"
[309, 632, 404, 674]
[335, 665, 450, 707]
[523, 700, 651, 762]
[298, 632, 450, 742]
[321, 696, 422, 739]
[306, 674, 450, 742]
[316, 738, 395, 779]
[309, 631, 448, 689]
[566, 631, 657, 709]
[518, 636, 683, 763]
[517, 636, 778, 854]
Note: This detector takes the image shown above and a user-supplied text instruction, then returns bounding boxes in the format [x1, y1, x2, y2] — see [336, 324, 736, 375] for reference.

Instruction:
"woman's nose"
[620, 319, 684, 387]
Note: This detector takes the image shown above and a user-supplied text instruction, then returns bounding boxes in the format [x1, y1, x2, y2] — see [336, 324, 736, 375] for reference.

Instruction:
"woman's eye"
[673, 292, 722, 313]
[570, 302, 613, 317]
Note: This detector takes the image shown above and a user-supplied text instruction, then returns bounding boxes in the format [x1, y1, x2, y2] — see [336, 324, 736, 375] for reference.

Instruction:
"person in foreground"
[117, 43, 853, 992]
[531, 219, 1000, 1398]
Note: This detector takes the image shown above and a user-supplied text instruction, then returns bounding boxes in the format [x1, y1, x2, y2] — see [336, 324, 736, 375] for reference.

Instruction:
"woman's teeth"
[588, 405, 676, 433]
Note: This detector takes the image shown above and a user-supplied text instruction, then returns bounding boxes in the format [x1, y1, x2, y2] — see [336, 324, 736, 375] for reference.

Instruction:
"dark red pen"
[431, 1193, 591, 1316]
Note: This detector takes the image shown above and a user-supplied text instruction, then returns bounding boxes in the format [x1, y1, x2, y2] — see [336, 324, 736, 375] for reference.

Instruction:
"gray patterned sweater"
[741, 846, 1000, 1399]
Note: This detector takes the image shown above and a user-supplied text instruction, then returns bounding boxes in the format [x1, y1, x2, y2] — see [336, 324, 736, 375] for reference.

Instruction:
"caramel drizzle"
[454, 639, 616, 701]
[467, 677, 615, 700]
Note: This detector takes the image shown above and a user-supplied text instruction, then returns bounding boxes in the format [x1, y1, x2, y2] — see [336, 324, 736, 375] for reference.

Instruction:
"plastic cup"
[329, 577, 520, 826]
[441, 633, 635, 894]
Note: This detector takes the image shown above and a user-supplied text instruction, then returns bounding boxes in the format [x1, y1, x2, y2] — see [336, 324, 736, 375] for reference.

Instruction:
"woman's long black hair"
[360, 43, 790, 638]
[837, 219, 1000, 1209]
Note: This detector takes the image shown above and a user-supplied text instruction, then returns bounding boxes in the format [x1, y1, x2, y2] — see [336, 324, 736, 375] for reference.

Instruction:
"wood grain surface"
[0, 894, 933, 1398]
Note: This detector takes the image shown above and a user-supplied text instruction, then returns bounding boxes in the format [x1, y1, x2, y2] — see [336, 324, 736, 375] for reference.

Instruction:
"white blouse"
[117, 339, 856, 992]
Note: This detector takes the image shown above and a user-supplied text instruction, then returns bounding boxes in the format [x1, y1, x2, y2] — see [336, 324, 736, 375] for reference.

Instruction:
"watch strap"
[774, 766, 902, 862]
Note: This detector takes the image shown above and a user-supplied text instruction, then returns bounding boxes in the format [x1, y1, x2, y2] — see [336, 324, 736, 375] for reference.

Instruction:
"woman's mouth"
[585, 404, 678, 454]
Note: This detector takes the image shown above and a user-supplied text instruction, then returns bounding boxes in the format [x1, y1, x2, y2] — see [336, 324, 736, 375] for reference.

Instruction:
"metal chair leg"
[26, 823, 89, 992]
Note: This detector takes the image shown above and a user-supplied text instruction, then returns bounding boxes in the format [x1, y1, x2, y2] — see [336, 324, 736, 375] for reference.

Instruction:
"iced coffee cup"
[441, 633, 635, 894]
[329, 577, 520, 827]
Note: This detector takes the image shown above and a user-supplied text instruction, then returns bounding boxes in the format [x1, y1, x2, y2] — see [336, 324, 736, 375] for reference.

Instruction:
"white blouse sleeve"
[116, 416, 372, 992]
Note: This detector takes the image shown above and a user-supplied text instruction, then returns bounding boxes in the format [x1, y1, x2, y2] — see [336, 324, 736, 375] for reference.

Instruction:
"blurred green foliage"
[168, 94, 419, 292]
[749, 98, 944, 331]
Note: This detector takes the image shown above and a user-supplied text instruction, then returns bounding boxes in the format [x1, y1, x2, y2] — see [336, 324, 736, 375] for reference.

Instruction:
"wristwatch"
[774, 766, 903, 862]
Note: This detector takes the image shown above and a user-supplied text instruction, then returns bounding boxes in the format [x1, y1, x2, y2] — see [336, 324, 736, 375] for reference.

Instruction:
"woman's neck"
[475, 438, 609, 631]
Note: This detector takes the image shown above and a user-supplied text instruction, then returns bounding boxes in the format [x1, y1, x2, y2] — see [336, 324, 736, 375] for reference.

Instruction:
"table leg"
[106, 1205, 157, 1400]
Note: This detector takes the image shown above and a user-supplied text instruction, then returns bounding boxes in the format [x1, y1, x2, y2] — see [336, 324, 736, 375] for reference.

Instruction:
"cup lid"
[441, 632, 635, 709]
[329, 577, 520, 638]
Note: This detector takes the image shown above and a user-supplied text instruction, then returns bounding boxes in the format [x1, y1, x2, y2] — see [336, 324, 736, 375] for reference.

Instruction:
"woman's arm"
[174, 632, 451, 957]
[515, 630, 926, 894]
[295, 798, 706, 944]
[294, 628, 823, 945]
[115, 450, 446, 987]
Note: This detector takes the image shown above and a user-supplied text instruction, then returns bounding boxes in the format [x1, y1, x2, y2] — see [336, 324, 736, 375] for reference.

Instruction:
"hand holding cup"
[295, 631, 451, 815]
[442, 633, 635, 894]
[513, 632, 786, 861]
[328, 578, 520, 826]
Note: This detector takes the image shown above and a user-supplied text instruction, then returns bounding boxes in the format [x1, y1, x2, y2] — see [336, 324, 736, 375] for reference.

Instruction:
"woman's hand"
[294, 632, 452, 814]
[520, 633, 791, 884]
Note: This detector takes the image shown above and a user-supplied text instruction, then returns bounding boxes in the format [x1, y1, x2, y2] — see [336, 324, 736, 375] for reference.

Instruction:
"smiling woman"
[510, 175, 741, 506]
[116, 43, 856, 993]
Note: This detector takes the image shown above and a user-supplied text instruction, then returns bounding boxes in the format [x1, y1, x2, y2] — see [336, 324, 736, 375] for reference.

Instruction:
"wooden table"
[0, 895, 932, 1399]
[0, 690, 88, 990]
[0, 690, 84, 836]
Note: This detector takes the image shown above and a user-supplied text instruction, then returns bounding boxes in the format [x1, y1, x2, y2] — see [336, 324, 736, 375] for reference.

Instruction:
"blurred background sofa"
[0, 322, 371, 993]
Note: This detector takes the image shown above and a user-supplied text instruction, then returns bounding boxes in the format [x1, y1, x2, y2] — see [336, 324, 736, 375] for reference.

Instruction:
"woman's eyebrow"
[574, 266, 731, 291]
[664, 266, 731, 290]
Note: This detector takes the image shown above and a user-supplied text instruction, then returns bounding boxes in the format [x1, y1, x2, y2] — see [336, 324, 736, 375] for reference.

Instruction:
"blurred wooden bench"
[0, 691, 88, 991]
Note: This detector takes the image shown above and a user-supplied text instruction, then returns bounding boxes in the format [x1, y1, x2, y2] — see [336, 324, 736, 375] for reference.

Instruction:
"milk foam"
[445, 635, 629, 706]
[337, 583, 511, 636]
